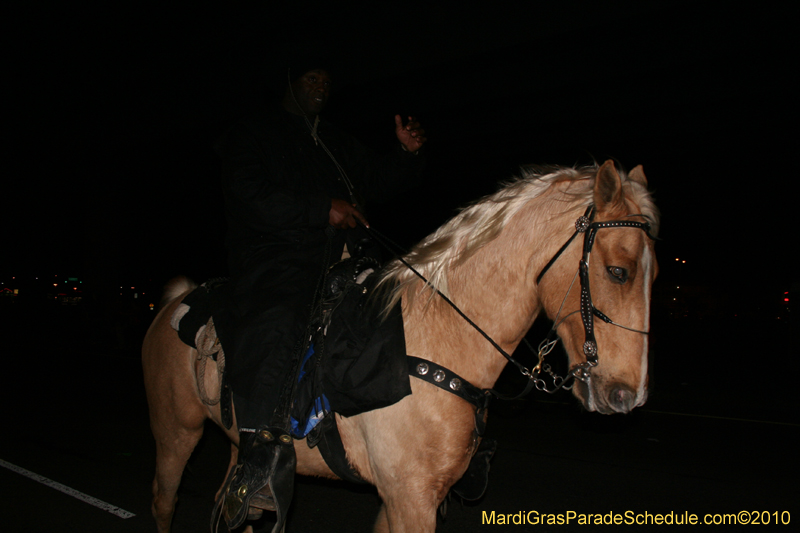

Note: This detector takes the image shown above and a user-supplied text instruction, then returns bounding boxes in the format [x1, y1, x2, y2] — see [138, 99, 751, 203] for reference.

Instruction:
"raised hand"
[395, 115, 427, 153]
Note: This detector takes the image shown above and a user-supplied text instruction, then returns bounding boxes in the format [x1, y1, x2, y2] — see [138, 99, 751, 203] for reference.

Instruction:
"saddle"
[171, 260, 412, 430]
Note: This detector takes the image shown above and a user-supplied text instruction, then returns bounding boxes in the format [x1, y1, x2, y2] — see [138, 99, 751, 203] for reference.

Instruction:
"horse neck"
[402, 188, 583, 390]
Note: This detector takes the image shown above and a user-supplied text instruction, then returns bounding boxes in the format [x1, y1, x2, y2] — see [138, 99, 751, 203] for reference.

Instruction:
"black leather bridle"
[534, 205, 656, 384]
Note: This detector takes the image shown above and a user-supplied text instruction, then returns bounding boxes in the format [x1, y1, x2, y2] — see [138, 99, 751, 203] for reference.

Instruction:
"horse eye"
[607, 266, 628, 284]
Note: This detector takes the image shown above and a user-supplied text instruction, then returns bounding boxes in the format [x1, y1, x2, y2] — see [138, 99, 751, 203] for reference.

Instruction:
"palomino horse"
[142, 160, 659, 532]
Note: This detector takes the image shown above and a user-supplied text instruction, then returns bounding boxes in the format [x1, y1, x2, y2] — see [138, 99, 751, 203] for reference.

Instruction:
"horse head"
[380, 160, 658, 414]
[540, 160, 658, 414]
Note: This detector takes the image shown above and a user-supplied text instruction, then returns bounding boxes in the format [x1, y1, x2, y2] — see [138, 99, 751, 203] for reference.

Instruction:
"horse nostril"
[609, 386, 635, 413]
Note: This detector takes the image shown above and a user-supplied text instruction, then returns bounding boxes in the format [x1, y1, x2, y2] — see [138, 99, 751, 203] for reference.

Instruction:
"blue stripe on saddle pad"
[291, 342, 331, 438]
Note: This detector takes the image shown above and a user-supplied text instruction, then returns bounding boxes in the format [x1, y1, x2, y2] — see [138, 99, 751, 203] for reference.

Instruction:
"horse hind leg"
[150, 423, 205, 533]
[146, 357, 208, 531]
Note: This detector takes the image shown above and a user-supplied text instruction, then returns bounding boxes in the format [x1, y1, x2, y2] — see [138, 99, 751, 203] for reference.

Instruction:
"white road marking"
[0, 458, 136, 519]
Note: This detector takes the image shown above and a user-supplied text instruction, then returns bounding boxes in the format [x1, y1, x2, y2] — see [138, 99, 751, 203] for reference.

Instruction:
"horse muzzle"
[576, 380, 645, 414]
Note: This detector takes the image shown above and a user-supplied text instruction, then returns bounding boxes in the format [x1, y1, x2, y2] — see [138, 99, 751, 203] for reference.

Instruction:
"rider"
[214, 52, 427, 528]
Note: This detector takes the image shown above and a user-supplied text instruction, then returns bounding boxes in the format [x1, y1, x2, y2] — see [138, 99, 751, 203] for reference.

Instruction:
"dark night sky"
[6, 3, 796, 303]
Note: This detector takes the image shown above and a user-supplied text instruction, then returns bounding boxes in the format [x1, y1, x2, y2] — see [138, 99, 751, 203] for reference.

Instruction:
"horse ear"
[628, 165, 648, 187]
[594, 160, 623, 210]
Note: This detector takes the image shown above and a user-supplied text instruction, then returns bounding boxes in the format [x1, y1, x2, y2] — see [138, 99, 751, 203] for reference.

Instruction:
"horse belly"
[295, 437, 337, 478]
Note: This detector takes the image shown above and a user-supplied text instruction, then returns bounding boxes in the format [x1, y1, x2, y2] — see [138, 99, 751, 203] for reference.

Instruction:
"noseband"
[535, 205, 656, 384]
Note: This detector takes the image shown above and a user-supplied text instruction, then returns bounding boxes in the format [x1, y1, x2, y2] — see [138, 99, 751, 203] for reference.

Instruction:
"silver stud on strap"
[433, 369, 446, 382]
[416, 362, 429, 375]
[574, 367, 592, 382]
[449, 378, 462, 391]
[583, 340, 597, 358]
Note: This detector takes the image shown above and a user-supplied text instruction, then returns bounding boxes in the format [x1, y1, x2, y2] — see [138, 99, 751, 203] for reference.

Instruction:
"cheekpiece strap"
[535, 206, 595, 285]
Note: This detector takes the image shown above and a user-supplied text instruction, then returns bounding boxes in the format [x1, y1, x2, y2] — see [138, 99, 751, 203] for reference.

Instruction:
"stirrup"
[245, 485, 277, 521]
[211, 468, 275, 530]
[218, 428, 296, 532]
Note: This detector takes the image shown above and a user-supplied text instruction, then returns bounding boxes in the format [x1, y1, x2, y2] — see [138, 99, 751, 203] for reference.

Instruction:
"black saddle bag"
[319, 273, 412, 418]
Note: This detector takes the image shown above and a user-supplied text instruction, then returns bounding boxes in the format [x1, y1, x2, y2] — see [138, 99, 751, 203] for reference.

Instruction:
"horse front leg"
[373, 496, 438, 533]
[372, 474, 443, 533]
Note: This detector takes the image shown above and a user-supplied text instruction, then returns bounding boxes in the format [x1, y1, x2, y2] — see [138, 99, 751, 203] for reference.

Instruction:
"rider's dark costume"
[214, 98, 423, 528]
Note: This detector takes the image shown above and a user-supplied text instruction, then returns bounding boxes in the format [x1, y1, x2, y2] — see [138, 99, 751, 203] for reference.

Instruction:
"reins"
[363, 201, 655, 397]
[364, 225, 546, 398]
[363, 226, 530, 386]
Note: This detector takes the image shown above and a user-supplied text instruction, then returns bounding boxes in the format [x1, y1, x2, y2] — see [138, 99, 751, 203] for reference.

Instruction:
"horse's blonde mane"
[378, 163, 658, 313]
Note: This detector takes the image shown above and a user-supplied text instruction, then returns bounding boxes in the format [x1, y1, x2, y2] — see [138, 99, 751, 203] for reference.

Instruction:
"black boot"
[217, 428, 296, 532]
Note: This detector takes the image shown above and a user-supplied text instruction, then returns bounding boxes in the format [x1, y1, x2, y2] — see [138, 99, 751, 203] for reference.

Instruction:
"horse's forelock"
[622, 177, 660, 237]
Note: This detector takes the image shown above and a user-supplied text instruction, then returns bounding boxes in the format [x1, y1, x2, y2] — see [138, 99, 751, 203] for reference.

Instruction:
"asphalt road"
[1, 305, 797, 532]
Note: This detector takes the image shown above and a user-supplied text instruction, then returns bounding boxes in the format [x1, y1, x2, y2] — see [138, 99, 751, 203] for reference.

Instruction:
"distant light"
[675, 258, 679, 261]
[53, 283, 57, 287]
[681, 260, 686, 264]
